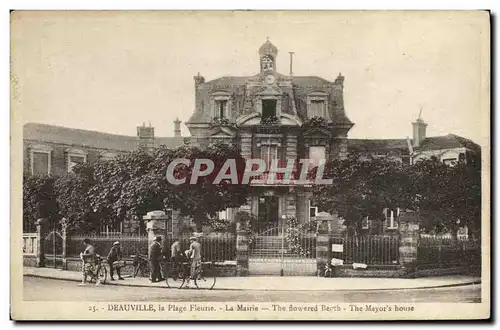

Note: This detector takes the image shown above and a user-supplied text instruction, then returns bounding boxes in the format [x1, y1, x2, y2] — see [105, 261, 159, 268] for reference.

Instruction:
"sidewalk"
[23, 267, 481, 291]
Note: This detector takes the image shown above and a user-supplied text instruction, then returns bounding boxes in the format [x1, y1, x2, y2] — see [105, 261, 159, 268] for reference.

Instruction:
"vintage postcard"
[10, 10, 490, 321]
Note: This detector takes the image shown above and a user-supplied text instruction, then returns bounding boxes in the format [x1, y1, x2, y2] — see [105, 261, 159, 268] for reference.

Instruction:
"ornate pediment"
[208, 126, 235, 137]
[302, 127, 331, 138]
[255, 85, 283, 97]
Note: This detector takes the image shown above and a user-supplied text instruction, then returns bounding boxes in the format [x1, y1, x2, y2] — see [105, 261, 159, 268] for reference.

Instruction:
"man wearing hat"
[148, 236, 164, 283]
[107, 241, 124, 281]
[184, 235, 202, 288]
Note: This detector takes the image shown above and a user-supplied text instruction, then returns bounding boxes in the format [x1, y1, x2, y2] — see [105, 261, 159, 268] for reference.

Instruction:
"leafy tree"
[310, 153, 414, 234]
[156, 142, 251, 231]
[23, 174, 58, 232]
[411, 157, 481, 239]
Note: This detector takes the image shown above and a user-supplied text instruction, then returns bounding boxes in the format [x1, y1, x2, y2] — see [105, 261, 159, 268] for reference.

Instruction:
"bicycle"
[84, 254, 107, 284]
[130, 253, 150, 278]
[164, 258, 216, 290]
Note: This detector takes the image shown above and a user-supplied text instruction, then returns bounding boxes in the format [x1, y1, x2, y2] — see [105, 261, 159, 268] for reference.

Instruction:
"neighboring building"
[23, 40, 481, 235]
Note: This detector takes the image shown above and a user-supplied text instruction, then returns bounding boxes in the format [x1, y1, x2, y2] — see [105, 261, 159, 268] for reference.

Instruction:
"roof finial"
[266, 35, 270, 42]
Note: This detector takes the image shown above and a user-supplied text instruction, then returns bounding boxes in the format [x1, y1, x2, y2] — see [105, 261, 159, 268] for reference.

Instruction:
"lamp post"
[280, 214, 287, 277]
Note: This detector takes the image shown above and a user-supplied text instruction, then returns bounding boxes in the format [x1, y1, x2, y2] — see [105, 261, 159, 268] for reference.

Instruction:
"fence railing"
[330, 235, 400, 266]
[65, 232, 237, 262]
[67, 234, 149, 258]
[23, 233, 38, 256]
[417, 236, 481, 269]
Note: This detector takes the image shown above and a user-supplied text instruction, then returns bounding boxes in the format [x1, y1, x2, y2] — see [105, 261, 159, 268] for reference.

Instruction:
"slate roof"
[348, 134, 481, 156]
[348, 138, 411, 155]
[204, 73, 336, 87]
[417, 134, 481, 153]
[23, 123, 187, 151]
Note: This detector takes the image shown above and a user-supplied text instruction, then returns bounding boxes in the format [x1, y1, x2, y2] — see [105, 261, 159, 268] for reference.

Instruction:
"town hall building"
[22, 40, 481, 236]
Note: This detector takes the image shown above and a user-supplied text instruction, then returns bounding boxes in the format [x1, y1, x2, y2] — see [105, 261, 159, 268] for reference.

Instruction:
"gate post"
[60, 218, 68, 270]
[35, 218, 47, 267]
[144, 211, 167, 251]
[236, 221, 249, 276]
[316, 220, 330, 277]
[398, 210, 420, 276]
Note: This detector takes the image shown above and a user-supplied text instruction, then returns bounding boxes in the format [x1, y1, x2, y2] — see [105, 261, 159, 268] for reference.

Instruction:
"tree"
[310, 153, 414, 235]
[23, 174, 58, 232]
[154, 142, 251, 231]
[411, 157, 481, 239]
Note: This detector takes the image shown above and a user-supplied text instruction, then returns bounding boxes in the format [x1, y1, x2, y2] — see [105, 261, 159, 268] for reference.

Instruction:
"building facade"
[23, 40, 481, 235]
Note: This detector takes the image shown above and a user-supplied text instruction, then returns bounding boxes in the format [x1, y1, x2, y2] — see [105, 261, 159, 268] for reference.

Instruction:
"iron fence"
[417, 236, 481, 269]
[330, 235, 400, 265]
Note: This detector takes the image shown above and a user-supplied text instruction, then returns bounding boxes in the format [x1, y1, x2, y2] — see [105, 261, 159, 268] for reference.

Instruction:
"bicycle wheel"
[194, 263, 216, 290]
[165, 262, 186, 289]
[98, 265, 107, 284]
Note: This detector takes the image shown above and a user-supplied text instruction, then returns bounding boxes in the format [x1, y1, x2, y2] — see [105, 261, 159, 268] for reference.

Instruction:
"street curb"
[23, 274, 481, 292]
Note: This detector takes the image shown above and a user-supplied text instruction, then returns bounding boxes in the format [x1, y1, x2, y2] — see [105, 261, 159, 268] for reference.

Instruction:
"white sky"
[11, 11, 489, 143]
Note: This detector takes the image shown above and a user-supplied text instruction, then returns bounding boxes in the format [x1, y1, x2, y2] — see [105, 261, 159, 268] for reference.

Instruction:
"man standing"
[170, 237, 183, 278]
[148, 236, 163, 283]
[79, 238, 99, 286]
[107, 241, 124, 281]
[184, 236, 202, 289]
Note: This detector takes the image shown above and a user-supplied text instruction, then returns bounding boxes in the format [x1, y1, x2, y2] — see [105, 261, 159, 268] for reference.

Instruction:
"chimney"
[174, 118, 182, 137]
[412, 117, 427, 148]
[137, 122, 155, 152]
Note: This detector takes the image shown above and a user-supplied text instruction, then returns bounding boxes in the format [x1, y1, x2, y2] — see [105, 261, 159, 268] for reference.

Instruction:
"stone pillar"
[236, 221, 249, 276]
[240, 132, 253, 160]
[285, 193, 296, 218]
[144, 210, 167, 254]
[285, 133, 298, 160]
[316, 221, 330, 276]
[35, 218, 47, 268]
[60, 218, 68, 270]
[398, 211, 420, 275]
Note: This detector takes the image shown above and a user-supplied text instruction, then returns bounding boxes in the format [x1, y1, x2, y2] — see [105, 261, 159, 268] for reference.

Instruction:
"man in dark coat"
[148, 236, 163, 282]
[107, 241, 124, 280]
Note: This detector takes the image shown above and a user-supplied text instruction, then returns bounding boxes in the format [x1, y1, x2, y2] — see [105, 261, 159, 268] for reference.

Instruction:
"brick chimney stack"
[137, 122, 155, 151]
[174, 118, 182, 137]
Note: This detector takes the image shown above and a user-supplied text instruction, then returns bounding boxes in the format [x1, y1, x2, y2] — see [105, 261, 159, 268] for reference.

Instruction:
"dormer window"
[262, 99, 277, 121]
[310, 100, 327, 118]
[307, 91, 329, 119]
[211, 91, 230, 120]
[215, 100, 228, 119]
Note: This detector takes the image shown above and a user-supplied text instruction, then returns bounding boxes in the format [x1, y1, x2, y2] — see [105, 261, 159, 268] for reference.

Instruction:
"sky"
[11, 11, 489, 144]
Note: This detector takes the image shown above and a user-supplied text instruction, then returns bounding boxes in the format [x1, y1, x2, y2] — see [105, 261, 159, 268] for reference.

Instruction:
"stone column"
[144, 210, 167, 254]
[285, 133, 298, 161]
[236, 221, 249, 276]
[398, 210, 420, 275]
[316, 220, 330, 276]
[35, 218, 47, 268]
[240, 132, 253, 160]
[60, 218, 68, 270]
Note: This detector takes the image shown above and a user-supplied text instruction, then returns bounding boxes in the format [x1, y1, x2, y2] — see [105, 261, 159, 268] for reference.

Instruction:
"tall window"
[262, 99, 277, 120]
[309, 146, 326, 167]
[67, 154, 86, 172]
[308, 201, 318, 221]
[309, 100, 327, 118]
[32, 152, 50, 175]
[214, 100, 228, 119]
[261, 145, 279, 171]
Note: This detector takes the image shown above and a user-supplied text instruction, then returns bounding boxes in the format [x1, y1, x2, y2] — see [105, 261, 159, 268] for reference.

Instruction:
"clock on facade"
[265, 74, 276, 85]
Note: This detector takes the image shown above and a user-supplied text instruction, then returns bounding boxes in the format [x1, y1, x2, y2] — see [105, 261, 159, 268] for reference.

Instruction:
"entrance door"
[258, 195, 279, 229]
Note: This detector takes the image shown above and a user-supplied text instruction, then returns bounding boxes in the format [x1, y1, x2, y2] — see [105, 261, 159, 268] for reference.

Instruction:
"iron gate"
[44, 230, 63, 268]
[248, 226, 317, 276]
